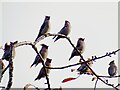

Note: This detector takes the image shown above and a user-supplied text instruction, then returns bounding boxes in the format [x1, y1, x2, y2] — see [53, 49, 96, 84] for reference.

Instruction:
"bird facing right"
[69, 38, 85, 61]
[108, 60, 117, 77]
[35, 16, 50, 42]
[30, 44, 49, 67]
[53, 20, 71, 42]
[35, 58, 52, 80]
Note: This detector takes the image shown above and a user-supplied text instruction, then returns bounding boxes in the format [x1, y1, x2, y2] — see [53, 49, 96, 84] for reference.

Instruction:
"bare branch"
[1, 33, 119, 90]
[92, 49, 120, 61]
[98, 75, 120, 78]
[94, 78, 98, 90]
[36, 33, 119, 90]
[47, 61, 89, 69]
[14, 41, 51, 90]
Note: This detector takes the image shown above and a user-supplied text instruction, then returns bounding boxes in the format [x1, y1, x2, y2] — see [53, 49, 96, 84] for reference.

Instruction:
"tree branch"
[6, 43, 14, 90]
[14, 41, 51, 90]
[1, 33, 119, 90]
[46, 49, 120, 69]
[36, 33, 119, 90]
[94, 78, 98, 90]
[98, 75, 120, 78]
[34, 33, 119, 89]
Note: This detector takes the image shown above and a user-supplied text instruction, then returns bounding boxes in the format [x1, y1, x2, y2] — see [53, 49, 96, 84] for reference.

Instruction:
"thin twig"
[94, 78, 98, 90]
[92, 49, 120, 61]
[47, 61, 89, 69]
[98, 75, 120, 78]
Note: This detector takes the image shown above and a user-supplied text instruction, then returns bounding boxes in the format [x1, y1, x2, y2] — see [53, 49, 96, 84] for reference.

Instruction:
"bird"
[108, 60, 117, 77]
[77, 58, 93, 74]
[2, 43, 15, 61]
[30, 44, 49, 67]
[69, 38, 85, 61]
[35, 58, 52, 80]
[53, 20, 71, 42]
[35, 16, 50, 42]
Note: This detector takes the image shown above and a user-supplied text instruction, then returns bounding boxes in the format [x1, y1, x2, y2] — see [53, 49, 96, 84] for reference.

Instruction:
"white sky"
[0, 1, 119, 89]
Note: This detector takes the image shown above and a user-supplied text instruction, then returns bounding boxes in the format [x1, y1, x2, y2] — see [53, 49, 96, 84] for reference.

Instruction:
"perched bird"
[77, 58, 93, 74]
[108, 60, 117, 77]
[35, 58, 52, 80]
[30, 44, 48, 67]
[2, 43, 15, 61]
[69, 38, 85, 61]
[53, 20, 71, 42]
[35, 16, 50, 42]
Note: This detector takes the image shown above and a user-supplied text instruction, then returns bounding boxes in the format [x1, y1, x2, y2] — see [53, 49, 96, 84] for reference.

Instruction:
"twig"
[94, 78, 98, 90]
[92, 49, 120, 61]
[47, 61, 88, 69]
[98, 75, 120, 78]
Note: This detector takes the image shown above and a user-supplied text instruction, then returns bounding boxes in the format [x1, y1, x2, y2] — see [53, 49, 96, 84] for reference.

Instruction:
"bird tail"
[35, 36, 39, 42]
[35, 33, 42, 42]
[30, 65, 33, 68]
[52, 36, 56, 39]
[30, 63, 34, 68]
[35, 38, 37, 42]
[69, 56, 73, 61]
[34, 77, 38, 81]
[34, 75, 42, 81]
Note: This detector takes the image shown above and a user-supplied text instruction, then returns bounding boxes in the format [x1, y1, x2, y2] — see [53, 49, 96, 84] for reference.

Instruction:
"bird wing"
[40, 48, 48, 60]
[35, 67, 45, 80]
[113, 65, 117, 75]
[31, 55, 40, 67]
[59, 26, 69, 36]
[76, 42, 85, 54]
[108, 66, 117, 76]
[38, 22, 46, 35]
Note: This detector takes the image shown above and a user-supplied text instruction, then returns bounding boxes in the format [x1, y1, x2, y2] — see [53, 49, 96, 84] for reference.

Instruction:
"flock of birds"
[1, 16, 117, 81]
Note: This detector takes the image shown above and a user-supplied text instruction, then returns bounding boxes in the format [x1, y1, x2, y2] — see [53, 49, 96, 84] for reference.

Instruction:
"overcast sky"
[0, 1, 118, 88]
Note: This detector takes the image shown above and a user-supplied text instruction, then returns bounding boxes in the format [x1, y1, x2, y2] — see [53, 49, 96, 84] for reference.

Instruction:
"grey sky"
[0, 1, 118, 88]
